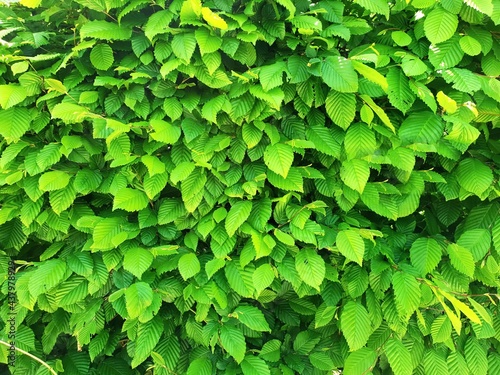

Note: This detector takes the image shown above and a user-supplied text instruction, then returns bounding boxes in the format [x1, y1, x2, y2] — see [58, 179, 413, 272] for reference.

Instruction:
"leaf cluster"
[0, 0, 500, 374]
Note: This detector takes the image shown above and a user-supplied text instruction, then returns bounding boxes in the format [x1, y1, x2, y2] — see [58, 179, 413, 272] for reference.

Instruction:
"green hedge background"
[1, 0, 500, 374]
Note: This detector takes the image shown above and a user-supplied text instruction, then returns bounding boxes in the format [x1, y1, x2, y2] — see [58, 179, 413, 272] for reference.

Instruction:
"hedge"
[1, 0, 500, 374]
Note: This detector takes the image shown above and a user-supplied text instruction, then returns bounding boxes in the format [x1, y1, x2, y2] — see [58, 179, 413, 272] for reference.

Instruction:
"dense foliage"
[0, 0, 500, 373]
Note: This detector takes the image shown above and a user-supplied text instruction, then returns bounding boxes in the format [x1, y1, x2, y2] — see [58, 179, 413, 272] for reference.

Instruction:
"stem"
[0, 339, 58, 375]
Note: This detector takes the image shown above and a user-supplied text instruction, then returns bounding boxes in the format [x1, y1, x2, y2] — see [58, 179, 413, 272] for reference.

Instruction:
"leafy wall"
[0, 0, 500, 374]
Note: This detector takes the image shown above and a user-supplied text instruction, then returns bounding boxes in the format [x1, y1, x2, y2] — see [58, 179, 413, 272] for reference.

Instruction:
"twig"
[0, 340, 58, 375]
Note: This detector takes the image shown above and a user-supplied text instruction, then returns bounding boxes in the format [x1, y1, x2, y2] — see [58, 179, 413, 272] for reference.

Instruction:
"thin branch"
[0, 340, 58, 375]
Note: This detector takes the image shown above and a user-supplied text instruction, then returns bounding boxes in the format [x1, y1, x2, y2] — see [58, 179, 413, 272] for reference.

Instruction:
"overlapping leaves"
[1, 0, 500, 374]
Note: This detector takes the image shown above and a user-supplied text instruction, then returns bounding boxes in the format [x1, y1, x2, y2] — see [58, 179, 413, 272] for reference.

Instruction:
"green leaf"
[464, 0, 493, 15]
[150, 119, 181, 144]
[170, 161, 195, 184]
[399, 111, 444, 145]
[28, 259, 67, 298]
[202, 7, 228, 29]
[204, 257, 224, 279]
[225, 201, 252, 237]
[267, 168, 304, 192]
[0, 141, 28, 169]
[321, 56, 358, 92]
[460, 35, 482, 56]
[410, 81, 437, 113]
[344, 122, 376, 159]
[359, 94, 395, 132]
[220, 325, 246, 364]
[0, 84, 27, 108]
[123, 247, 154, 279]
[274, 228, 294, 246]
[468, 297, 493, 325]
[447, 351, 469, 375]
[144, 10, 173, 41]
[351, 60, 388, 91]
[440, 0, 462, 13]
[410, 238, 442, 276]
[306, 125, 341, 157]
[437, 92, 458, 114]
[36, 143, 61, 171]
[140, 156, 165, 177]
[290, 15, 322, 30]
[336, 230, 365, 266]
[442, 68, 481, 93]
[89, 330, 109, 361]
[392, 30, 412, 46]
[181, 168, 206, 212]
[457, 229, 491, 261]
[172, 32, 197, 62]
[125, 282, 153, 319]
[287, 55, 310, 83]
[113, 188, 149, 212]
[341, 301, 372, 351]
[354, 0, 389, 17]
[259, 340, 281, 362]
[107, 133, 130, 160]
[201, 51, 221, 75]
[195, 27, 222, 55]
[80, 20, 132, 40]
[309, 352, 334, 371]
[231, 305, 271, 332]
[392, 271, 421, 319]
[465, 336, 488, 375]
[164, 97, 183, 121]
[91, 217, 125, 251]
[196, 66, 232, 89]
[344, 347, 377, 375]
[259, 61, 286, 91]
[158, 198, 187, 224]
[325, 91, 356, 130]
[431, 315, 452, 343]
[39, 170, 71, 191]
[424, 349, 449, 375]
[275, 0, 296, 17]
[252, 264, 275, 294]
[49, 184, 76, 214]
[0, 107, 31, 142]
[264, 143, 294, 178]
[74, 0, 105, 11]
[295, 249, 325, 291]
[456, 159, 493, 196]
[447, 243, 475, 277]
[73, 169, 102, 194]
[424, 7, 458, 45]
[202, 95, 227, 123]
[314, 304, 336, 328]
[340, 159, 370, 194]
[90, 44, 114, 70]
[241, 355, 271, 375]
[292, 331, 319, 354]
[187, 357, 212, 375]
[225, 261, 255, 297]
[144, 173, 168, 200]
[51, 103, 89, 123]
[178, 252, 201, 280]
[429, 35, 464, 69]
[386, 68, 415, 114]
[242, 123, 263, 149]
[401, 56, 428, 76]
[132, 316, 163, 368]
[489, 353, 500, 374]
[384, 338, 412, 375]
